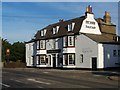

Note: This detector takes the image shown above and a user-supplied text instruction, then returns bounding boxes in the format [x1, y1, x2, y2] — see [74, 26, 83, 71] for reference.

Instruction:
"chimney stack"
[103, 11, 111, 24]
[86, 5, 93, 13]
[85, 5, 93, 16]
[59, 19, 64, 22]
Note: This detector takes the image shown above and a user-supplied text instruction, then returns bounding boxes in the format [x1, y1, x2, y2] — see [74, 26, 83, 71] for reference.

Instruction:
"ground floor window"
[36, 55, 46, 65]
[40, 55, 46, 65]
[63, 54, 75, 65]
[80, 54, 83, 63]
[36, 55, 40, 65]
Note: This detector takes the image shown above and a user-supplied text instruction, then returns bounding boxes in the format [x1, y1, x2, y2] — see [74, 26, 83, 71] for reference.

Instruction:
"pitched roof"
[83, 33, 120, 44]
[35, 16, 85, 40]
[33, 13, 119, 44]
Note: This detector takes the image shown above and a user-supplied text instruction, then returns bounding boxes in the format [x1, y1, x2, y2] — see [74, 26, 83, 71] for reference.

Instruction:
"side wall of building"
[75, 34, 98, 69]
[103, 44, 120, 68]
[26, 42, 34, 67]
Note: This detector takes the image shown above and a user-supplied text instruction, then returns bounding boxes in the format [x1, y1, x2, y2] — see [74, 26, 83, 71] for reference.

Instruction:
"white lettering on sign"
[80, 13, 101, 35]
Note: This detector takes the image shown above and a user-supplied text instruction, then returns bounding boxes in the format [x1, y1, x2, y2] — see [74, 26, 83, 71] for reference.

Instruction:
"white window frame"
[68, 36, 74, 46]
[68, 23, 75, 31]
[36, 55, 40, 65]
[113, 50, 117, 56]
[80, 54, 83, 63]
[44, 29, 46, 35]
[63, 36, 67, 47]
[53, 27, 57, 34]
[40, 55, 46, 65]
[68, 54, 75, 65]
[63, 54, 68, 65]
[41, 30, 44, 36]
[53, 26, 59, 34]
[37, 41, 40, 49]
[40, 40, 45, 49]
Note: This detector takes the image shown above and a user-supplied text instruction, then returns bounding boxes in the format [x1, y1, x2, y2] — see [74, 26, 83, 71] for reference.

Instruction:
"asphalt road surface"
[1, 68, 119, 89]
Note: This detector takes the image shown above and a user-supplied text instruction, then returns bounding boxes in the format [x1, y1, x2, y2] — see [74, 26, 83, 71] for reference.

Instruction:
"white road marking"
[43, 72, 49, 74]
[37, 86, 44, 88]
[0, 83, 10, 87]
[27, 78, 51, 85]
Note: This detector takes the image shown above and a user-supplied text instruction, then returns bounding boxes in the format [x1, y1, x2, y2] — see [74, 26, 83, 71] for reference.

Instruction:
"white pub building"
[25, 5, 120, 70]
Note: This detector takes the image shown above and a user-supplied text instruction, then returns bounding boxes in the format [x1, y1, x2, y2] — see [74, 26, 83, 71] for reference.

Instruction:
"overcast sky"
[1, 2, 119, 43]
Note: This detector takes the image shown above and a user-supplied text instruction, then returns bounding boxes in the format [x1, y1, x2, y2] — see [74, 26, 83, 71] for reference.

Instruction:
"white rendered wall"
[98, 44, 104, 68]
[75, 34, 98, 68]
[103, 44, 120, 68]
[26, 42, 34, 66]
[80, 13, 101, 35]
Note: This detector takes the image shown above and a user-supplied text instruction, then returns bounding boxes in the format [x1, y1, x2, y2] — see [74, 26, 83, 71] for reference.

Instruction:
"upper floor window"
[63, 36, 67, 47]
[41, 29, 46, 36]
[68, 36, 74, 46]
[68, 23, 75, 31]
[52, 39, 56, 49]
[53, 26, 59, 34]
[37, 41, 40, 49]
[40, 40, 46, 49]
[41, 30, 44, 36]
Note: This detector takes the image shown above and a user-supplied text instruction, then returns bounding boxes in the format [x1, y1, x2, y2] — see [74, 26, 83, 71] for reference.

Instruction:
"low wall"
[3, 62, 26, 68]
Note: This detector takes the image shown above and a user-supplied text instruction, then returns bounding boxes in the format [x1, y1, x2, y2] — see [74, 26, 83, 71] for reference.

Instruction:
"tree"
[2, 39, 25, 63]
[11, 42, 25, 62]
[2, 39, 11, 62]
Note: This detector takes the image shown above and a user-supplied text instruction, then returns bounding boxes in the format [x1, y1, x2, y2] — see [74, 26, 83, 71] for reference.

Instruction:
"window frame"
[63, 53, 75, 66]
[68, 36, 75, 47]
[113, 50, 117, 57]
[36, 40, 40, 50]
[80, 54, 83, 63]
[68, 23, 75, 31]
[40, 55, 46, 65]
[118, 50, 120, 57]
[36, 55, 40, 65]
[40, 40, 46, 50]
[68, 54, 75, 65]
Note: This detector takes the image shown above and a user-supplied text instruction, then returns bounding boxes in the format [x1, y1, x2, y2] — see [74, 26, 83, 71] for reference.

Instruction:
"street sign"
[6, 49, 10, 56]
[6, 49, 10, 53]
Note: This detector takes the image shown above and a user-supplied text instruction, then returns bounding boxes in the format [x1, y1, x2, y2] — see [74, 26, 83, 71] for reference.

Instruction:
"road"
[1, 68, 119, 89]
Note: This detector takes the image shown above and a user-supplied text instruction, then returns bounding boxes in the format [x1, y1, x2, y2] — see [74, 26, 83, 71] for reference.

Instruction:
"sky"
[1, 2, 119, 44]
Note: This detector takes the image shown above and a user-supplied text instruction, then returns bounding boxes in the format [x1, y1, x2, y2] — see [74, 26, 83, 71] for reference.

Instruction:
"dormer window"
[41, 30, 44, 36]
[41, 29, 47, 36]
[53, 26, 59, 34]
[68, 23, 75, 31]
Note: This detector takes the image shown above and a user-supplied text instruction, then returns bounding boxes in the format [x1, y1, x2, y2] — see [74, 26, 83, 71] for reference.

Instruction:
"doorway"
[92, 57, 97, 71]
[53, 54, 56, 68]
